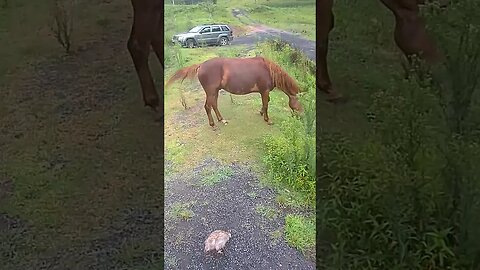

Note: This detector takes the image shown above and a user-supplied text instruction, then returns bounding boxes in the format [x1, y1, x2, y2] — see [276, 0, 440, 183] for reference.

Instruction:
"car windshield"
[189, 26, 203, 33]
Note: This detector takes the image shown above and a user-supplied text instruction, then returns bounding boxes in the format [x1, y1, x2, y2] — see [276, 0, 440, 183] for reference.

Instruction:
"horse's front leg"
[212, 92, 228, 125]
[259, 95, 270, 116]
[127, 1, 161, 112]
[260, 92, 273, 125]
[317, 0, 343, 102]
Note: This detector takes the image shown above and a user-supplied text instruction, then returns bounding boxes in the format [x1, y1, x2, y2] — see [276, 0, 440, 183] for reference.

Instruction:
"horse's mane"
[262, 57, 300, 95]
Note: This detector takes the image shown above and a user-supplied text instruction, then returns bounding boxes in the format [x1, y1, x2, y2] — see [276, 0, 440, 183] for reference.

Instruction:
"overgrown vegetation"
[255, 40, 316, 256]
[318, 1, 480, 268]
[261, 40, 316, 207]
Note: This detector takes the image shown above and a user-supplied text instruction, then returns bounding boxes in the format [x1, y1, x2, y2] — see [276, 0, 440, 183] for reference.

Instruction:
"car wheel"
[186, 39, 195, 48]
[219, 37, 228, 46]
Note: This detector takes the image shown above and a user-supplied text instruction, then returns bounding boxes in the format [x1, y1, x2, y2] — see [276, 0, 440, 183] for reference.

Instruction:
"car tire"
[186, 39, 195, 48]
[219, 37, 228, 46]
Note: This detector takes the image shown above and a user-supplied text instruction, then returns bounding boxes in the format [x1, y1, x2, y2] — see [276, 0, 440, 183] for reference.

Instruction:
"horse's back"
[197, 56, 272, 93]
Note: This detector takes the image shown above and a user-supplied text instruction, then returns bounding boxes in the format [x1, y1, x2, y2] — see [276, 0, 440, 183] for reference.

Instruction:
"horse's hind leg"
[212, 92, 228, 125]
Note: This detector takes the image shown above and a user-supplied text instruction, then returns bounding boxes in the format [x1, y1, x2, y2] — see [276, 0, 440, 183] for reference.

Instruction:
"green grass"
[270, 228, 283, 243]
[244, 1, 315, 40]
[199, 166, 234, 186]
[164, 0, 315, 41]
[275, 189, 311, 209]
[285, 214, 315, 257]
[254, 205, 279, 220]
[171, 202, 196, 221]
[165, 139, 189, 173]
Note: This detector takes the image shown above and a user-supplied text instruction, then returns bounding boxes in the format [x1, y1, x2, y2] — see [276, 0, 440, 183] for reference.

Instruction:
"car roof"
[199, 24, 229, 27]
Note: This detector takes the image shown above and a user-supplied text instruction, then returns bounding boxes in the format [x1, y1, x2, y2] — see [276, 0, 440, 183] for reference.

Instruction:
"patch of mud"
[164, 158, 315, 270]
[228, 25, 249, 37]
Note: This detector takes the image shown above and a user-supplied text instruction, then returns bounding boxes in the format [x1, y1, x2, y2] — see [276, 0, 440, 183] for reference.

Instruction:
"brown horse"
[318, 0, 442, 101]
[127, 0, 163, 114]
[165, 57, 304, 129]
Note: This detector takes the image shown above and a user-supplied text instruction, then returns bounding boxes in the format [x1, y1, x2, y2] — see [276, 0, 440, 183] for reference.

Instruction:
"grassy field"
[164, 0, 315, 41]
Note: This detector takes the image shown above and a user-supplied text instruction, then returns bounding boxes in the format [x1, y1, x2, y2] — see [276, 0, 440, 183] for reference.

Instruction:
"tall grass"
[318, 1, 480, 268]
[260, 40, 316, 206]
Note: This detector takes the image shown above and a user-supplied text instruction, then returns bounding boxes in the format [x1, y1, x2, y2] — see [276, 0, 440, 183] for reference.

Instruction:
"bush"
[260, 41, 316, 206]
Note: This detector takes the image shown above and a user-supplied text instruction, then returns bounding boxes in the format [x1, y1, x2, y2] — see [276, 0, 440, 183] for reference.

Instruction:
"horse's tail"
[262, 57, 301, 95]
[165, 64, 201, 88]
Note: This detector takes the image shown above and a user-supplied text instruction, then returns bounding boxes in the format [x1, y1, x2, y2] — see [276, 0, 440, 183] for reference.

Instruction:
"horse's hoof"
[211, 125, 218, 131]
[267, 121, 273, 125]
[221, 119, 228, 125]
[259, 110, 264, 116]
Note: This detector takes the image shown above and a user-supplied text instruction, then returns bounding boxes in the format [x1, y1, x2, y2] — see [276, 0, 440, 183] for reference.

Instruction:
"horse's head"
[288, 94, 304, 113]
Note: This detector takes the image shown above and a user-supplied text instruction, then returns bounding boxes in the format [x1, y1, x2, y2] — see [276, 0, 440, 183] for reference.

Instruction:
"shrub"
[260, 41, 316, 206]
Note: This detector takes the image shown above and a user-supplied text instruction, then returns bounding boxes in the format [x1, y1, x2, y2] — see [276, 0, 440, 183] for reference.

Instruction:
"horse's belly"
[222, 72, 267, 95]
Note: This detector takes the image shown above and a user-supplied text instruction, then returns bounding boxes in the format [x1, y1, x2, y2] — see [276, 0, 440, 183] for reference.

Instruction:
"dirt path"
[230, 8, 315, 60]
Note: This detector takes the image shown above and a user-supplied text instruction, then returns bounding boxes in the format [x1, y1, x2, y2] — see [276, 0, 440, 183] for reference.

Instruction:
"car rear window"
[212, 26, 221, 32]
[221, 26, 229, 31]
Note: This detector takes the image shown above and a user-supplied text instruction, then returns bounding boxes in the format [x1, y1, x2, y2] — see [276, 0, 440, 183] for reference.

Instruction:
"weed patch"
[171, 202, 196, 221]
[259, 40, 316, 207]
[285, 214, 315, 256]
[254, 205, 279, 220]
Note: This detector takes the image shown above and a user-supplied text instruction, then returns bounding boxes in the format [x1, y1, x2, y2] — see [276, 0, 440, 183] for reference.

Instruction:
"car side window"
[212, 26, 221, 32]
[221, 26, 229, 31]
[200, 27, 211, 33]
